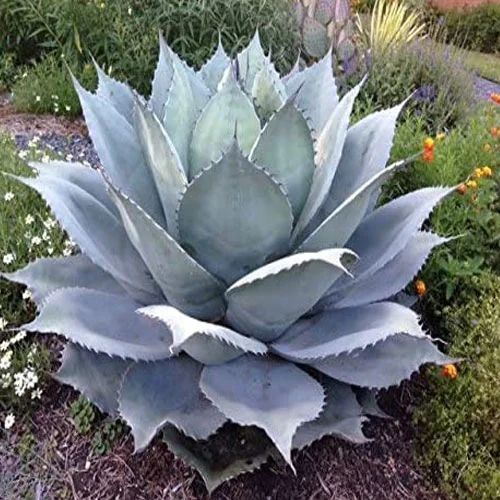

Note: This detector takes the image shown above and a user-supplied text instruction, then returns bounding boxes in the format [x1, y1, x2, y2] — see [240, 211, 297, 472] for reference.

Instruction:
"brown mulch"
[0, 96, 445, 500]
[0, 93, 86, 136]
[1, 377, 445, 500]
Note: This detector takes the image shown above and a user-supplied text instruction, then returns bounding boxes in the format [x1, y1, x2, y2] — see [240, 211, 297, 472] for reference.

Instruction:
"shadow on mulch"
[2, 372, 445, 500]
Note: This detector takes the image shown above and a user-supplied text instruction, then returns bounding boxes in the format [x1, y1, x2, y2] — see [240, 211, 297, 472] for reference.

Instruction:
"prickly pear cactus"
[294, 0, 357, 74]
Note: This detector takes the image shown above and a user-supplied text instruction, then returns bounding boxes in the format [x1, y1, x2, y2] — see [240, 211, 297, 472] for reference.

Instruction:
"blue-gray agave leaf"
[311, 334, 455, 389]
[320, 100, 409, 221]
[107, 185, 226, 321]
[343, 187, 455, 280]
[178, 141, 293, 285]
[250, 100, 315, 218]
[163, 53, 210, 170]
[11, 162, 162, 304]
[298, 160, 404, 252]
[134, 99, 188, 233]
[272, 302, 425, 361]
[2, 254, 126, 306]
[189, 71, 260, 178]
[357, 389, 392, 419]
[284, 50, 338, 135]
[251, 60, 286, 119]
[293, 379, 368, 450]
[139, 305, 267, 365]
[93, 58, 135, 123]
[200, 355, 325, 471]
[292, 79, 364, 243]
[73, 78, 165, 226]
[225, 249, 353, 342]
[237, 30, 269, 93]
[56, 343, 130, 416]
[25, 288, 173, 360]
[150, 34, 174, 118]
[326, 231, 452, 309]
[119, 356, 226, 452]
[198, 36, 231, 92]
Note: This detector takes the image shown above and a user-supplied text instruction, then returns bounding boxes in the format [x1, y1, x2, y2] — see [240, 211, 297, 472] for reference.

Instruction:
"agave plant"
[3, 32, 455, 491]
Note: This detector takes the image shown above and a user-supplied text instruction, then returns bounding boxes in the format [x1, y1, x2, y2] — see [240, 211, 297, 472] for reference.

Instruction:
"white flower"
[41, 155, 50, 163]
[4, 192, 14, 201]
[2, 253, 15, 265]
[14, 373, 26, 396]
[0, 340, 9, 351]
[31, 388, 42, 400]
[35, 96, 41, 102]
[25, 214, 35, 225]
[0, 317, 7, 330]
[65, 105, 71, 112]
[31, 236, 42, 246]
[22, 72, 28, 79]
[4, 413, 15, 430]
[22, 289, 32, 301]
[42, 230, 50, 242]
[18, 150, 28, 160]
[128, 6, 132, 15]
[65, 154, 73, 161]
[62, 248, 72, 257]
[43, 217, 57, 229]
[1, 372, 12, 388]
[0, 351, 13, 370]
[11, 331, 27, 344]
[47, 247, 54, 256]
[24, 370, 38, 390]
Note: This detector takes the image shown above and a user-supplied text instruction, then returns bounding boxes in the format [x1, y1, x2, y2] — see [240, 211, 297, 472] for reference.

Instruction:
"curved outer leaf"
[11, 162, 162, 304]
[93, 58, 135, 123]
[250, 100, 315, 218]
[237, 30, 269, 93]
[73, 77, 165, 226]
[326, 231, 451, 309]
[200, 355, 325, 470]
[198, 36, 231, 92]
[341, 187, 454, 281]
[150, 34, 174, 119]
[292, 80, 364, 244]
[281, 56, 301, 85]
[26, 288, 173, 361]
[2, 254, 126, 305]
[356, 389, 392, 419]
[189, 73, 261, 178]
[119, 356, 226, 452]
[284, 51, 338, 136]
[272, 301, 425, 361]
[139, 305, 267, 365]
[134, 100, 187, 239]
[56, 343, 130, 416]
[178, 141, 293, 285]
[319, 100, 408, 221]
[225, 249, 353, 342]
[251, 63, 286, 120]
[162, 425, 276, 494]
[107, 185, 226, 321]
[293, 378, 367, 450]
[311, 334, 455, 389]
[298, 161, 403, 253]
[163, 52, 210, 171]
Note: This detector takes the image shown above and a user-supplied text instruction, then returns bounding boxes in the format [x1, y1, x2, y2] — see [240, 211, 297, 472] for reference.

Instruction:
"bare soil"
[0, 97, 445, 500]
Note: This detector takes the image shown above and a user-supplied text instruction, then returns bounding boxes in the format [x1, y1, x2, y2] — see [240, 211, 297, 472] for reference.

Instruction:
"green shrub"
[1, 0, 300, 96]
[11, 55, 96, 116]
[0, 53, 18, 91]
[443, 4, 500, 55]
[384, 105, 500, 319]
[414, 273, 500, 500]
[350, 37, 476, 133]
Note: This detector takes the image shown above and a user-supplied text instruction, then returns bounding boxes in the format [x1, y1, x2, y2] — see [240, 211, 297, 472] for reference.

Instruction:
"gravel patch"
[475, 76, 500, 101]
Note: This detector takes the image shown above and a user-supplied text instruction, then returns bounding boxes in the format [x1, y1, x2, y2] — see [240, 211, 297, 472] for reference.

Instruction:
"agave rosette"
[3, 32, 455, 490]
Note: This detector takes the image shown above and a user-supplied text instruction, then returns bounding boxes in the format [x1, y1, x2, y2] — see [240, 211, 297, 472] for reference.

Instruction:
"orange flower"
[415, 280, 427, 296]
[484, 143, 492, 153]
[473, 167, 484, 179]
[466, 180, 478, 189]
[442, 364, 458, 379]
[424, 137, 435, 150]
[457, 184, 467, 195]
[490, 93, 500, 104]
[423, 149, 434, 164]
[482, 166, 493, 177]
[491, 127, 500, 138]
